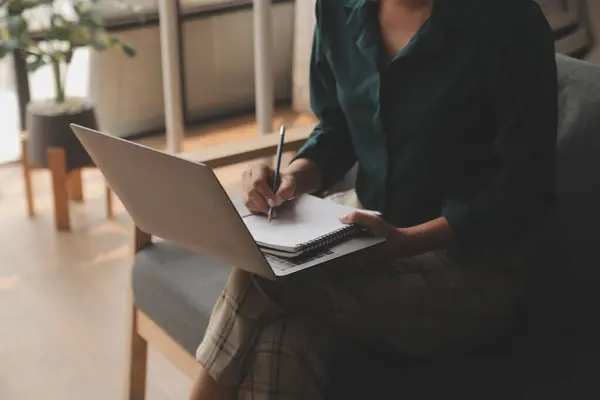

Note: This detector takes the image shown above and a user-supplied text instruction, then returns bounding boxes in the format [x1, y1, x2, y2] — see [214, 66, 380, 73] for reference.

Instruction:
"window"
[0, 56, 20, 164]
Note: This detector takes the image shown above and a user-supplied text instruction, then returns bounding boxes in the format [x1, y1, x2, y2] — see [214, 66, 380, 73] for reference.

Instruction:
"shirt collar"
[343, 0, 492, 35]
[342, 0, 496, 63]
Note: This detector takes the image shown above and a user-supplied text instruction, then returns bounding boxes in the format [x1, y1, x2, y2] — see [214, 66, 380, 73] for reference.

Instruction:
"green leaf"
[91, 30, 109, 51]
[121, 43, 135, 57]
[73, 1, 92, 14]
[107, 36, 136, 57]
[5, 15, 28, 39]
[26, 52, 47, 72]
[64, 49, 74, 64]
[0, 38, 20, 58]
[69, 27, 93, 46]
[7, 0, 55, 15]
[0, 27, 10, 41]
[50, 14, 70, 28]
[45, 25, 73, 41]
[49, 50, 73, 64]
[74, 3, 104, 27]
[3, 0, 142, 59]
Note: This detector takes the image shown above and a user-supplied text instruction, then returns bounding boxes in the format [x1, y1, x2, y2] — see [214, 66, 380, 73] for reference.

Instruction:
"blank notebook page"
[242, 195, 360, 252]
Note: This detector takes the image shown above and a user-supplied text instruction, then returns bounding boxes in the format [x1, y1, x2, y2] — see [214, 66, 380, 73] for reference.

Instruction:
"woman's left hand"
[340, 212, 415, 259]
[340, 212, 456, 260]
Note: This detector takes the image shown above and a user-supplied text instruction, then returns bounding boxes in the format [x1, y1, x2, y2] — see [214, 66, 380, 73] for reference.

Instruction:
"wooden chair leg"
[68, 169, 84, 202]
[106, 185, 114, 219]
[127, 305, 148, 400]
[134, 227, 153, 252]
[21, 136, 35, 217]
[47, 148, 71, 231]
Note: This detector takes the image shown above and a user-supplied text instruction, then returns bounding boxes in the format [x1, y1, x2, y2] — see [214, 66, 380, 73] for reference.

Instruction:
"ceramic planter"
[26, 97, 97, 170]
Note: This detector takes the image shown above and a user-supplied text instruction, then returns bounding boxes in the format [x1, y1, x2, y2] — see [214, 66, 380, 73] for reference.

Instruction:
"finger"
[251, 166, 276, 204]
[253, 163, 274, 181]
[274, 175, 296, 205]
[254, 180, 276, 207]
[339, 212, 382, 229]
[243, 192, 259, 211]
[250, 199, 269, 215]
[243, 193, 253, 208]
[244, 198, 260, 214]
[248, 188, 270, 214]
[249, 197, 269, 215]
[242, 169, 253, 192]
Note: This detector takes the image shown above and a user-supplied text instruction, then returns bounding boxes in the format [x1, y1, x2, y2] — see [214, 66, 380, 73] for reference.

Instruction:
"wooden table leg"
[68, 169, 84, 202]
[21, 136, 35, 217]
[47, 148, 70, 231]
[106, 185, 114, 219]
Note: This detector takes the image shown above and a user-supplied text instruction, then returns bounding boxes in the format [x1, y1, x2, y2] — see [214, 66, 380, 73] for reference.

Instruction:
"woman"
[190, 0, 558, 399]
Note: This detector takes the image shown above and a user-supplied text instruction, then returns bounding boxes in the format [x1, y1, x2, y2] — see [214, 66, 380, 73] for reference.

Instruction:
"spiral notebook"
[241, 195, 380, 258]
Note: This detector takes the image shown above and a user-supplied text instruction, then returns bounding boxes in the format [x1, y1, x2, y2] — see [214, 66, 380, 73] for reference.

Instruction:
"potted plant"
[0, 0, 139, 170]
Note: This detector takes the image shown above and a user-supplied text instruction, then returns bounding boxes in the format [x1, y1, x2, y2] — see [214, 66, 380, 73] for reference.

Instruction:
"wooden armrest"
[133, 125, 314, 253]
[178, 125, 314, 169]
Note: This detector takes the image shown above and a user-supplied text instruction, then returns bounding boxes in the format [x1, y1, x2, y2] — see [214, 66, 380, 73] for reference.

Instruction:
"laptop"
[70, 124, 384, 280]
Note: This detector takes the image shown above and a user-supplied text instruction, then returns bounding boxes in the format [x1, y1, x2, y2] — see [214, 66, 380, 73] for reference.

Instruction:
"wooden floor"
[0, 109, 315, 400]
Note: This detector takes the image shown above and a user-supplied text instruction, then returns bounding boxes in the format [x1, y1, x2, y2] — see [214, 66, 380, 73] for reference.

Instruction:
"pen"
[268, 124, 286, 222]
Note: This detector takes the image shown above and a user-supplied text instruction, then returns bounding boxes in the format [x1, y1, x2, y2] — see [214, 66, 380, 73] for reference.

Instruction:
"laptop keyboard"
[265, 250, 334, 271]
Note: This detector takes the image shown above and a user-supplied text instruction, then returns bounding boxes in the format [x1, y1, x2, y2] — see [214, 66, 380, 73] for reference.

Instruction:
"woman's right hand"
[242, 163, 296, 214]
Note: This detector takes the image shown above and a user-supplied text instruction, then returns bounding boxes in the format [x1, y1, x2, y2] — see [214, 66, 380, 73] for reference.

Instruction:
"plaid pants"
[196, 192, 525, 399]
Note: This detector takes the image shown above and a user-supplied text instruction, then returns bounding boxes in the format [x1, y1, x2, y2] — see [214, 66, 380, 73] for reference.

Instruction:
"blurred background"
[3, 0, 598, 164]
[1, 1, 599, 399]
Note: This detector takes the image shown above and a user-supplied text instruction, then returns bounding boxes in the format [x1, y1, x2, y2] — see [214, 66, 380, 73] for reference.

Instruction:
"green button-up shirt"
[294, 0, 558, 251]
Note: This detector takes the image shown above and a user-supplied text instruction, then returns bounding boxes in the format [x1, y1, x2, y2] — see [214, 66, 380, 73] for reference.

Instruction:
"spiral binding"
[299, 224, 361, 254]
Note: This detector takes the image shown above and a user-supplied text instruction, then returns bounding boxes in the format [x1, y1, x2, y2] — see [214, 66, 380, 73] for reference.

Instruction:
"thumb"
[339, 212, 381, 229]
[340, 212, 393, 239]
[274, 174, 296, 204]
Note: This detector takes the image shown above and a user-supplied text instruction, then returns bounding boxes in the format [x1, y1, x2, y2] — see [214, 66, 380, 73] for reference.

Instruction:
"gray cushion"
[555, 54, 600, 258]
[554, 53, 600, 267]
[132, 240, 230, 355]
[542, 55, 600, 338]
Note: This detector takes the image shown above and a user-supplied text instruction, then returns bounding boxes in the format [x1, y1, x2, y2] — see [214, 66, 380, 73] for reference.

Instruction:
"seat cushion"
[132, 240, 230, 355]
[555, 54, 600, 259]
[544, 55, 600, 338]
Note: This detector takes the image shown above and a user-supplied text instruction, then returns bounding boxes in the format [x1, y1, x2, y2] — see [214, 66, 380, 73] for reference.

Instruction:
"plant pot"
[26, 97, 97, 170]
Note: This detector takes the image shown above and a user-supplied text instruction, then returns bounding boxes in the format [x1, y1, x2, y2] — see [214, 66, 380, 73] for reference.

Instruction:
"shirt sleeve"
[292, 8, 357, 190]
[441, 4, 558, 249]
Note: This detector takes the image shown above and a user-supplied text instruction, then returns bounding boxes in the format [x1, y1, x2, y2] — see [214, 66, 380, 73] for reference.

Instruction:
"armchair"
[126, 55, 600, 399]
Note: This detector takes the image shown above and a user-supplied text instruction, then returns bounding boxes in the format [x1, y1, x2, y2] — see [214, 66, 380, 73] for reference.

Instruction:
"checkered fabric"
[196, 191, 525, 399]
